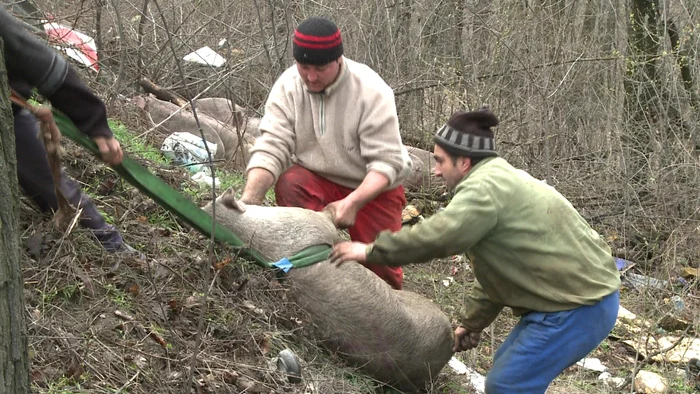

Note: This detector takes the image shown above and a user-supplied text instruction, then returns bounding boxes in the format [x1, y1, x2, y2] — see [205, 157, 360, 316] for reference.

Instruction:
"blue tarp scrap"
[273, 257, 293, 273]
[615, 257, 633, 271]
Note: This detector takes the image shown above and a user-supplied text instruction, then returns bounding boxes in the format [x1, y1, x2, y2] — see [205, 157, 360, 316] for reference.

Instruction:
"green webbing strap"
[283, 244, 331, 268]
[52, 109, 330, 270]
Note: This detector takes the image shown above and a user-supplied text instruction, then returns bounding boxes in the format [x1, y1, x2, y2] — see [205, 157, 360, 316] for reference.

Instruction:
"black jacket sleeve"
[1, 6, 112, 138]
[0, 6, 68, 96]
[45, 67, 113, 138]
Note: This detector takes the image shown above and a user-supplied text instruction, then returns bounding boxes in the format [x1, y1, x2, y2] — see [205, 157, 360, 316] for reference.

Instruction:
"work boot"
[91, 223, 124, 252]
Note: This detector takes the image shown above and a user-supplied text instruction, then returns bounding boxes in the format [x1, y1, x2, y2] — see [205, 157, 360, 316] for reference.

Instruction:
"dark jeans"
[14, 108, 123, 251]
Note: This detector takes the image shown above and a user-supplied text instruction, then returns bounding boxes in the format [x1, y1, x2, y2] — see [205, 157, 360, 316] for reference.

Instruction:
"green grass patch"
[97, 208, 116, 225]
[38, 376, 90, 394]
[107, 117, 276, 207]
[147, 208, 182, 231]
[108, 119, 169, 165]
[105, 284, 132, 309]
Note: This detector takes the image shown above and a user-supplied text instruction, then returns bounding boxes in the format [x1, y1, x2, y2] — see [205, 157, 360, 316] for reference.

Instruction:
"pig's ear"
[220, 187, 246, 212]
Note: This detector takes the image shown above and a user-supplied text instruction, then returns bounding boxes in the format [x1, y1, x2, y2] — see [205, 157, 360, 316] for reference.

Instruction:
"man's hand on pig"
[324, 198, 361, 229]
[453, 326, 481, 352]
[330, 241, 369, 266]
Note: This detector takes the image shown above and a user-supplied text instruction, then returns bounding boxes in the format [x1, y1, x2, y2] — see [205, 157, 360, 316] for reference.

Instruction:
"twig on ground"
[616, 326, 693, 392]
[114, 309, 168, 348]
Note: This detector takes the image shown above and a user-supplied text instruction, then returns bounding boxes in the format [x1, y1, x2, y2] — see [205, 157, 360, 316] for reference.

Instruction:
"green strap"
[286, 244, 331, 268]
[52, 109, 330, 269]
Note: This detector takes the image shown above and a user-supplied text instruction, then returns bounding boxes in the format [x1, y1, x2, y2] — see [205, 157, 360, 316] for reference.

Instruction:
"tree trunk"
[395, 0, 413, 78]
[0, 39, 30, 393]
[623, 0, 662, 185]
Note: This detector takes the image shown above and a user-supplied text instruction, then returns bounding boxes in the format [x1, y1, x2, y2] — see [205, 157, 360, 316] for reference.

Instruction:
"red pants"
[275, 165, 406, 290]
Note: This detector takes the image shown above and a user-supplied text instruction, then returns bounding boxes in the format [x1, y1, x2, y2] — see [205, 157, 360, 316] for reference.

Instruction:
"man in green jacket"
[330, 108, 621, 393]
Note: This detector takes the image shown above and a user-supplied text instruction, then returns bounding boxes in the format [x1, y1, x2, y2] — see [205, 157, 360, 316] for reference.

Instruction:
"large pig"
[203, 188, 455, 392]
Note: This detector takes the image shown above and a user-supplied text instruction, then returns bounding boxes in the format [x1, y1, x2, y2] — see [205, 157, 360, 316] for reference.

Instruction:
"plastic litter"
[615, 257, 634, 272]
[275, 349, 302, 383]
[442, 276, 454, 287]
[191, 172, 220, 189]
[670, 295, 685, 311]
[44, 21, 99, 72]
[183, 46, 226, 67]
[576, 357, 607, 372]
[598, 372, 626, 388]
[623, 272, 669, 290]
[161, 132, 217, 175]
[448, 356, 485, 393]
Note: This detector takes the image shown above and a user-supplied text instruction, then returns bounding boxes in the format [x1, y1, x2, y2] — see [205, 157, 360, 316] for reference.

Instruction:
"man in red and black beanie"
[331, 107, 621, 393]
[241, 16, 412, 290]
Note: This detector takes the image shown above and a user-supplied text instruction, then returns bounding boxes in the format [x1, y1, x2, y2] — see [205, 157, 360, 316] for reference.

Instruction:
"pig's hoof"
[276, 348, 302, 383]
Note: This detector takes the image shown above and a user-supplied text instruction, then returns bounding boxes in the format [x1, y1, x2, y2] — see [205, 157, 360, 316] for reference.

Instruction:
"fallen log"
[139, 77, 188, 107]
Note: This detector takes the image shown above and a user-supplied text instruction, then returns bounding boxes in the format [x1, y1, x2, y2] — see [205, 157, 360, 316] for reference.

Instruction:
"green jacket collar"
[456, 156, 499, 187]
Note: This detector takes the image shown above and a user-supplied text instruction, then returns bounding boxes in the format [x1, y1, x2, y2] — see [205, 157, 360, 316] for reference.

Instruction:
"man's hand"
[324, 197, 361, 229]
[453, 326, 481, 352]
[324, 170, 389, 229]
[330, 241, 368, 266]
[93, 136, 123, 165]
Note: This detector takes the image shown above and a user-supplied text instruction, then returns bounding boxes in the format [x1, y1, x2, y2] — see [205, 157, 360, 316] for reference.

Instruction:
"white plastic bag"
[161, 132, 218, 174]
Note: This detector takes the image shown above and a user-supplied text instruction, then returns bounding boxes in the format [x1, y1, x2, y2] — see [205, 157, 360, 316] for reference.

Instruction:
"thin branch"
[94, 0, 103, 79]
[149, 2, 219, 392]
[393, 56, 619, 96]
[136, 0, 152, 89]
[616, 326, 694, 392]
[546, 52, 584, 99]
[106, 0, 127, 97]
[114, 310, 168, 348]
[266, 0, 283, 73]
[252, 0, 273, 69]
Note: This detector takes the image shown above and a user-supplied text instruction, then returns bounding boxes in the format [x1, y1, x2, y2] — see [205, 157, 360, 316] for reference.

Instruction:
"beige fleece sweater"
[246, 57, 411, 189]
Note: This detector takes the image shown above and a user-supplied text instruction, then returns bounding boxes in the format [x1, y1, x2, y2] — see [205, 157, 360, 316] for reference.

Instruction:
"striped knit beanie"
[434, 107, 499, 158]
[293, 17, 343, 65]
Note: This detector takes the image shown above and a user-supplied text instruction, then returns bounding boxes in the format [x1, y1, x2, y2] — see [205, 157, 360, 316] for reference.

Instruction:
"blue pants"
[485, 290, 619, 394]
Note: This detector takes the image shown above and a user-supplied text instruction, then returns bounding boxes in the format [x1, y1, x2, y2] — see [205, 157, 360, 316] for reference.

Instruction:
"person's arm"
[45, 67, 111, 139]
[1, 7, 123, 164]
[366, 180, 497, 266]
[240, 168, 275, 205]
[330, 179, 497, 265]
[356, 85, 407, 188]
[324, 170, 389, 228]
[243, 75, 296, 200]
[459, 280, 503, 332]
[47, 68, 123, 164]
[0, 7, 68, 97]
[453, 280, 503, 351]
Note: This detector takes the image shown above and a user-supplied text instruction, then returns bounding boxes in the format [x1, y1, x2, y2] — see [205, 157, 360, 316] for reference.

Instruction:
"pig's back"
[287, 261, 454, 392]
